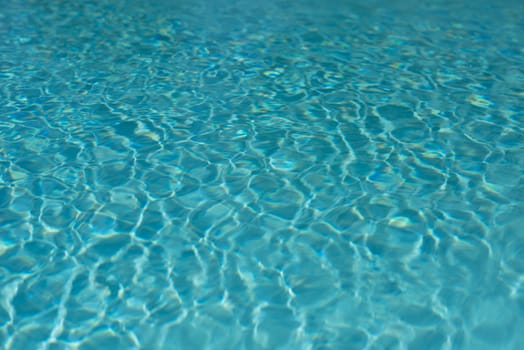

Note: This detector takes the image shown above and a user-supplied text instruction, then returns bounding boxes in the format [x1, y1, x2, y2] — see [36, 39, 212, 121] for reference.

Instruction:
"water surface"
[1, 0, 523, 349]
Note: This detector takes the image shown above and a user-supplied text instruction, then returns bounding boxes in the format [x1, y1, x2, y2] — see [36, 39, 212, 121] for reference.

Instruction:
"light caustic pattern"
[0, 0, 523, 349]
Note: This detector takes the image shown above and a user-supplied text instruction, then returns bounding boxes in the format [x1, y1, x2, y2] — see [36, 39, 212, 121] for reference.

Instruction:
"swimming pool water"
[1, 0, 523, 348]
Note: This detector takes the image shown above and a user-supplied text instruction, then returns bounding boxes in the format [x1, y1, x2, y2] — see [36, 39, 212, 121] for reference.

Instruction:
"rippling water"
[1, 0, 523, 349]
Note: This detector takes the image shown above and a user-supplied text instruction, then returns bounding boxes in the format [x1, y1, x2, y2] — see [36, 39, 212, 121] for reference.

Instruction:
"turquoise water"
[1, 0, 524, 348]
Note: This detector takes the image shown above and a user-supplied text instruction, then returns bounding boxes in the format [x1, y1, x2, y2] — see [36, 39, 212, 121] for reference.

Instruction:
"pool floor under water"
[0, 0, 523, 349]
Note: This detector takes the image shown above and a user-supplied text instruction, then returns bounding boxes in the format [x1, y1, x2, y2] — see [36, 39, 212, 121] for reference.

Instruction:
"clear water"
[1, 0, 523, 349]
